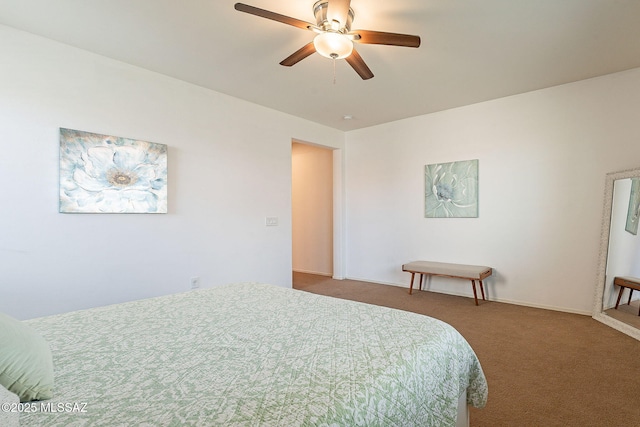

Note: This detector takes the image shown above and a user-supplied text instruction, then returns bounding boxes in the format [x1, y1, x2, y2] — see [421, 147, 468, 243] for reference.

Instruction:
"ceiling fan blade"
[351, 30, 421, 48]
[345, 48, 374, 80]
[234, 3, 314, 30]
[327, 0, 351, 28]
[280, 42, 317, 67]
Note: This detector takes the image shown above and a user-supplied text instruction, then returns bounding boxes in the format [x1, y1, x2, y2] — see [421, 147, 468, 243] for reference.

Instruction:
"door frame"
[291, 140, 344, 279]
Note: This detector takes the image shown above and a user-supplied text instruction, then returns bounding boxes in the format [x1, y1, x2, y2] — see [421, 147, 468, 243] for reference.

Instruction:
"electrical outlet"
[190, 277, 201, 289]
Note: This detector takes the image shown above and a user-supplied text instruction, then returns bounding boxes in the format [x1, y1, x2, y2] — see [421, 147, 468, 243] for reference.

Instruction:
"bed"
[3, 283, 487, 426]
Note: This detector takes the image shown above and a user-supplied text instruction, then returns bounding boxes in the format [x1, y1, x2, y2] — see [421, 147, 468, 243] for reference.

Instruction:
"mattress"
[20, 283, 487, 426]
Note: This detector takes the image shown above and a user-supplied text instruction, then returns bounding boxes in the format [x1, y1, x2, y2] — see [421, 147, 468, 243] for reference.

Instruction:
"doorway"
[291, 142, 334, 277]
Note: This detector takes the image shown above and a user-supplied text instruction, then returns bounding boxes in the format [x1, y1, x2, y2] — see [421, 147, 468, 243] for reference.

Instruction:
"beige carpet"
[604, 300, 640, 329]
[293, 272, 640, 427]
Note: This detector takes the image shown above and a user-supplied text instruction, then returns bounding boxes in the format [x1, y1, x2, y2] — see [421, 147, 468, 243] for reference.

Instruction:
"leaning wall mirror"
[593, 167, 640, 341]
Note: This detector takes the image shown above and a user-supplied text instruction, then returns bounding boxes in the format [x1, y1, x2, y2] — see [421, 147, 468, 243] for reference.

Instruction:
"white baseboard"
[344, 276, 592, 316]
[292, 269, 333, 277]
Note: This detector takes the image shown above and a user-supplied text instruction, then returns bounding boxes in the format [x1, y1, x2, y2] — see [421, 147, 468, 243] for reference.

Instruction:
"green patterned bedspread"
[21, 283, 487, 426]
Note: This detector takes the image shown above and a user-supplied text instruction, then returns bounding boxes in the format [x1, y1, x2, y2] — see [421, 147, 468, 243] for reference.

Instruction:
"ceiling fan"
[234, 1, 421, 80]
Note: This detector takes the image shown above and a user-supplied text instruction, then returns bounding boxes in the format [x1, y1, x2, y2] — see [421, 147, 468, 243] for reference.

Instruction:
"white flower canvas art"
[625, 177, 640, 235]
[59, 128, 168, 213]
[425, 159, 478, 218]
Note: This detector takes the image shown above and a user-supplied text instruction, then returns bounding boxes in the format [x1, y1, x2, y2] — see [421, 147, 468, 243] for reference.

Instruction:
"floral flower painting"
[625, 178, 640, 235]
[425, 159, 478, 218]
[59, 128, 168, 213]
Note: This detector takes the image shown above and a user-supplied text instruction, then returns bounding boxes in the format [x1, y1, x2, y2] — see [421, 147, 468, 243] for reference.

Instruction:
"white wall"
[344, 67, 640, 314]
[4, 24, 640, 320]
[292, 142, 333, 276]
[0, 25, 344, 319]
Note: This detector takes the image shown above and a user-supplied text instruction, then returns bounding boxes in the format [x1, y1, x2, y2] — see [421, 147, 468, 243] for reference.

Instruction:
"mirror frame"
[593, 167, 640, 341]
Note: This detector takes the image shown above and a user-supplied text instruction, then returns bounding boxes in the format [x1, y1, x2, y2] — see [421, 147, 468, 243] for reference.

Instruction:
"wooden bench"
[402, 261, 493, 306]
[614, 276, 640, 316]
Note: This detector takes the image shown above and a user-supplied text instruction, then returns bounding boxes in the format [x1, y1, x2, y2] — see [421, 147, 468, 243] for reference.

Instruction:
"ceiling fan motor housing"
[313, 0, 354, 32]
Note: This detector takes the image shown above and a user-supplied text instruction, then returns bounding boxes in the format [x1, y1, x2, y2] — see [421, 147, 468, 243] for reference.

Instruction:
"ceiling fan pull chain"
[333, 57, 336, 84]
[331, 53, 338, 84]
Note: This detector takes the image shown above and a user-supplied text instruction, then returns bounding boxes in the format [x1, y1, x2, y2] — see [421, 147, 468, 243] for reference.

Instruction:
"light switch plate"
[265, 217, 278, 226]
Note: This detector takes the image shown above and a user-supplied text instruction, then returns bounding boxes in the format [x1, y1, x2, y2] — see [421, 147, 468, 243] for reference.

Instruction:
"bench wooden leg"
[615, 286, 625, 309]
[470, 280, 487, 306]
[407, 268, 489, 306]
[409, 272, 415, 294]
[628, 289, 634, 305]
[471, 280, 479, 306]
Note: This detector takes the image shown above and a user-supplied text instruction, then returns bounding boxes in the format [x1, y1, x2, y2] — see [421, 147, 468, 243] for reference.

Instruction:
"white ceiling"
[2, 0, 640, 131]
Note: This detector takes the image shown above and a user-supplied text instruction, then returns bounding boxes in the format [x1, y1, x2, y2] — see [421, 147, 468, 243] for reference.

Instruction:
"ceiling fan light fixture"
[313, 32, 353, 59]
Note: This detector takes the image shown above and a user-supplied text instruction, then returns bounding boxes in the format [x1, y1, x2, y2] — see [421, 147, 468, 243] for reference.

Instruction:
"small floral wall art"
[625, 177, 640, 235]
[425, 159, 478, 218]
[59, 128, 168, 213]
